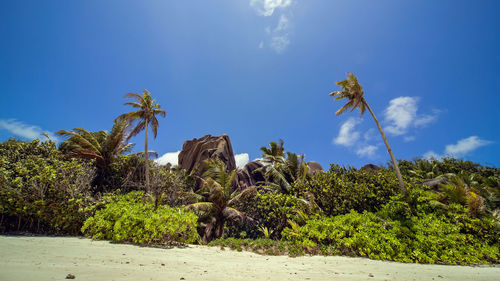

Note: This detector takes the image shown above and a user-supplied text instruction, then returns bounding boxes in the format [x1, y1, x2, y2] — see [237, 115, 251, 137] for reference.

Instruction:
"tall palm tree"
[57, 120, 134, 188]
[187, 158, 255, 242]
[116, 90, 166, 191]
[330, 73, 407, 195]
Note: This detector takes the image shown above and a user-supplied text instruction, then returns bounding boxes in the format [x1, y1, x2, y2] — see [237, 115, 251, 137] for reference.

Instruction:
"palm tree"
[259, 139, 285, 166]
[257, 141, 309, 194]
[330, 73, 406, 195]
[57, 120, 134, 188]
[116, 89, 166, 191]
[187, 158, 255, 242]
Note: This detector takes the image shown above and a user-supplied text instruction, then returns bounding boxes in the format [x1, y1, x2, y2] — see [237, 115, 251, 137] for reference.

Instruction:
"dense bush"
[292, 165, 402, 216]
[229, 190, 318, 239]
[81, 191, 199, 245]
[0, 139, 95, 234]
[282, 188, 500, 264]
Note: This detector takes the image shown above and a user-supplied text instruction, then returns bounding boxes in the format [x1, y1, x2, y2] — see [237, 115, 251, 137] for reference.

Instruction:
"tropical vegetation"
[1, 87, 498, 266]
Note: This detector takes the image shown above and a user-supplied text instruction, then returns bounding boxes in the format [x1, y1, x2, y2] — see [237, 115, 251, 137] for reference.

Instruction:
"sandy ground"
[0, 235, 498, 281]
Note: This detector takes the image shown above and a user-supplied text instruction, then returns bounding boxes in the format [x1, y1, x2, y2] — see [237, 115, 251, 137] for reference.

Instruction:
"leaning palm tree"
[57, 120, 134, 188]
[116, 90, 166, 191]
[187, 158, 255, 242]
[330, 73, 406, 195]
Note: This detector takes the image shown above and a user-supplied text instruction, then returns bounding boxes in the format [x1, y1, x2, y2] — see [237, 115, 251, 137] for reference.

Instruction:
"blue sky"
[1, 0, 499, 169]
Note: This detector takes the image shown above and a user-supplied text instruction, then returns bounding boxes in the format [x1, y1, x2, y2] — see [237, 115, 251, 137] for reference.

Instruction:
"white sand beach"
[0, 235, 498, 281]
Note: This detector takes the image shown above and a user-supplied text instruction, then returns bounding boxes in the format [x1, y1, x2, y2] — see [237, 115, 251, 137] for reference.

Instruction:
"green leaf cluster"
[292, 165, 402, 216]
[81, 191, 199, 245]
[0, 138, 95, 234]
[282, 188, 500, 264]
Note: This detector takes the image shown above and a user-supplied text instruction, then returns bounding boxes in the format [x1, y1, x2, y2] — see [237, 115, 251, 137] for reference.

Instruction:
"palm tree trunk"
[364, 101, 407, 195]
[144, 121, 150, 193]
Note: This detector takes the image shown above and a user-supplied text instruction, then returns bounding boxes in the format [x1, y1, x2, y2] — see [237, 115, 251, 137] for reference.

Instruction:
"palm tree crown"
[116, 89, 166, 190]
[57, 120, 134, 188]
[330, 73, 407, 195]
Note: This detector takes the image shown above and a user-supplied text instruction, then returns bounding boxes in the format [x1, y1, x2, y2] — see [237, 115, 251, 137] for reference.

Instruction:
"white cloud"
[258, 41, 264, 48]
[235, 153, 250, 169]
[356, 145, 378, 158]
[270, 35, 290, 54]
[444, 136, 492, 157]
[333, 118, 360, 147]
[384, 97, 439, 136]
[155, 151, 180, 166]
[250, 0, 292, 16]
[414, 114, 437, 127]
[384, 97, 418, 136]
[0, 119, 58, 142]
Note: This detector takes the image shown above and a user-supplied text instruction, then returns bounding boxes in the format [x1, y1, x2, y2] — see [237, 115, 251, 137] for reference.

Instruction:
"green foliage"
[81, 191, 199, 245]
[57, 120, 134, 191]
[399, 158, 500, 214]
[230, 190, 318, 239]
[0, 138, 95, 234]
[187, 158, 254, 242]
[208, 238, 305, 257]
[257, 140, 309, 194]
[293, 165, 401, 216]
[282, 187, 500, 265]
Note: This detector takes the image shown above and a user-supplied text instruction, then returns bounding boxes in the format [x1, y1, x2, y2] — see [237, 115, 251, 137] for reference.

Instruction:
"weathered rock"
[360, 164, 381, 172]
[307, 161, 323, 176]
[236, 161, 266, 189]
[178, 134, 236, 189]
[422, 177, 448, 190]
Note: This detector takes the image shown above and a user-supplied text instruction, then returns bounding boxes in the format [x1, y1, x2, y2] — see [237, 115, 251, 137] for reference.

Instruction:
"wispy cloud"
[384, 97, 418, 136]
[0, 119, 58, 142]
[356, 145, 378, 158]
[333, 118, 360, 147]
[333, 118, 379, 158]
[444, 136, 492, 157]
[155, 151, 180, 166]
[384, 97, 439, 136]
[250, 1, 294, 54]
[250, 0, 292, 16]
[270, 34, 290, 54]
[422, 136, 492, 160]
[235, 153, 250, 168]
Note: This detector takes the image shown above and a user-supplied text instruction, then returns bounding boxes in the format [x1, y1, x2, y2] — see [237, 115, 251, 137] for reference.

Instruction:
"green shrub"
[293, 165, 402, 216]
[81, 191, 199, 245]
[229, 190, 318, 239]
[281, 188, 500, 264]
[208, 238, 305, 257]
[0, 138, 95, 234]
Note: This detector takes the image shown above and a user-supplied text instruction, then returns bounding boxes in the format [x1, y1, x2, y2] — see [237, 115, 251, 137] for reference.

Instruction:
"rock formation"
[360, 164, 381, 172]
[178, 134, 236, 189]
[307, 161, 323, 176]
[236, 161, 266, 189]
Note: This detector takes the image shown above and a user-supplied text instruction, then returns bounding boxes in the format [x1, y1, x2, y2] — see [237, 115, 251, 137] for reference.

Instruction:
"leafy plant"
[187, 158, 256, 242]
[81, 191, 198, 245]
